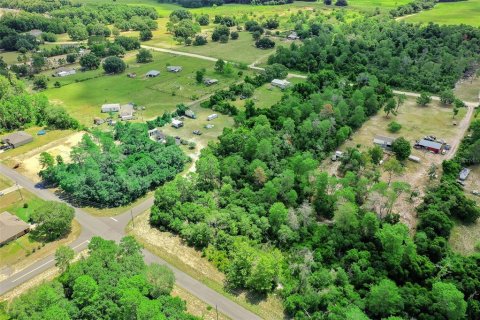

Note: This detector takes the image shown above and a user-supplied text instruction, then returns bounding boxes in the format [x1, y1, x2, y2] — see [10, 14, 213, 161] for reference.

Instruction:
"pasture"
[402, 0, 480, 27]
[44, 52, 248, 125]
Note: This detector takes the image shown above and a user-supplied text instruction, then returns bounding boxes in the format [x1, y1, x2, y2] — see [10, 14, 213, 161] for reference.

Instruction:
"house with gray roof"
[0, 212, 30, 246]
[1, 131, 33, 149]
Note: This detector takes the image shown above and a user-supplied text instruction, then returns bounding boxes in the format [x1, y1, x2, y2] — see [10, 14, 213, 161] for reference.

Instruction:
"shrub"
[388, 121, 402, 133]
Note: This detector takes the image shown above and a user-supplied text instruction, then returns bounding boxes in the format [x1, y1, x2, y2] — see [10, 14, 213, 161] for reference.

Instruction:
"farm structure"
[167, 66, 182, 73]
[0, 211, 30, 246]
[101, 103, 120, 113]
[373, 135, 395, 149]
[148, 128, 166, 143]
[415, 139, 444, 154]
[127, 73, 137, 78]
[146, 70, 160, 77]
[287, 31, 299, 40]
[271, 79, 291, 90]
[204, 78, 218, 86]
[93, 117, 104, 125]
[1, 131, 33, 149]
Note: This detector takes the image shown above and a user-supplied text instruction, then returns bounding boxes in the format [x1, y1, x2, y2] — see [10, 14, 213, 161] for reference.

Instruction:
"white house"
[271, 79, 291, 90]
[172, 119, 184, 128]
[55, 69, 76, 77]
[119, 103, 135, 121]
[101, 103, 121, 113]
[207, 114, 218, 121]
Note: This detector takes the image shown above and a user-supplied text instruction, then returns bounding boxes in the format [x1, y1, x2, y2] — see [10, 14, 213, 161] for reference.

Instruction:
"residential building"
[1, 131, 33, 148]
[0, 212, 30, 246]
[101, 103, 121, 113]
[119, 103, 135, 121]
[373, 135, 395, 149]
[172, 119, 184, 128]
[271, 79, 291, 90]
[54, 69, 76, 77]
[148, 128, 166, 143]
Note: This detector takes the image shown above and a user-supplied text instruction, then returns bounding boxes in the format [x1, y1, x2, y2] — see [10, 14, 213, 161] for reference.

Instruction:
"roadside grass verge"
[127, 210, 286, 320]
[402, 0, 480, 27]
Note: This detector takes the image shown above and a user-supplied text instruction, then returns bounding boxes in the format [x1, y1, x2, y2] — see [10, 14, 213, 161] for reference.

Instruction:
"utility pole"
[16, 181, 24, 202]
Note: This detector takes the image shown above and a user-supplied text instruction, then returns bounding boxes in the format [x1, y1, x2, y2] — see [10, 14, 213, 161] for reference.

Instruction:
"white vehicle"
[207, 114, 218, 121]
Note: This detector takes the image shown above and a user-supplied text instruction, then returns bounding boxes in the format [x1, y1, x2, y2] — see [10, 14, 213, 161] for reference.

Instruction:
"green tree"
[196, 153, 220, 190]
[431, 282, 467, 320]
[334, 201, 359, 232]
[392, 137, 411, 161]
[369, 145, 384, 165]
[416, 92, 432, 106]
[395, 93, 406, 112]
[102, 56, 126, 74]
[80, 53, 100, 70]
[366, 279, 404, 318]
[196, 68, 206, 83]
[72, 275, 99, 307]
[139, 29, 153, 41]
[145, 264, 175, 298]
[67, 24, 88, 41]
[39, 152, 54, 169]
[30, 201, 74, 242]
[214, 59, 225, 73]
[136, 48, 153, 63]
[264, 63, 288, 81]
[384, 98, 397, 117]
[439, 89, 455, 105]
[388, 121, 402, 133]
[384, 158, 404, 185]
[55, 245, 74, 272]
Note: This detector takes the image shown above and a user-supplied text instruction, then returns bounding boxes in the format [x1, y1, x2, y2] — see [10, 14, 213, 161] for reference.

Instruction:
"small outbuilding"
[127, 73, 137, 78]
[416, 139, 443, 154]
[271, 79, 291, 90]
[204, 78, 218, 86]
[459, 168, 471, 181]
[167, 66, 182, 73]
[54, 69, 76, 77]
[287, 31, 299, 40]
[146, 70, 160, 77]
[93, 117, 104, 125]
[185, 109, 196, 119]
[1, 131, 33, 149]
[119, 103, 135, 121]
[28, 29, 43, 38]
[172, 119, 184, 128]
[408, 155, 421, 163]
[0, 212, 30, 246]
[207, 113, 218, 121]
[148, 128, 166, 143]
[101, 103, 121, 113]
[373, 135, 395, 149]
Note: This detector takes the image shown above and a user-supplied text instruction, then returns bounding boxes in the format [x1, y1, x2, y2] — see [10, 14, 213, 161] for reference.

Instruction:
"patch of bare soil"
[12, 131, 85, 182]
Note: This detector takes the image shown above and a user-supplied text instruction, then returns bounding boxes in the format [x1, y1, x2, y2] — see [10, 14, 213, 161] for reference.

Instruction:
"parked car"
[0, 191, 4, 196]
[193, 130, 202, 135]
[472, 190, 480, 196]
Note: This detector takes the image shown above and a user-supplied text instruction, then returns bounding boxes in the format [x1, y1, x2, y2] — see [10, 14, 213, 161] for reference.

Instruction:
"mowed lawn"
[44, 52, 247, 125]
[402, 0, 480, 27]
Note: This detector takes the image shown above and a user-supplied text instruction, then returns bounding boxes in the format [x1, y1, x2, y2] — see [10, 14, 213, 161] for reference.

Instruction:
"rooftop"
[0, 212, 30, 244]
[1, 131, 33, 145]
[418, 139, 443, 149]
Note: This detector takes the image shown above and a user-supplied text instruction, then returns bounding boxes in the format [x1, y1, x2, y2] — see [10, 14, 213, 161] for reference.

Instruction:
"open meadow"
[44, 52, 249, 125]
[402, 0, 480, 27]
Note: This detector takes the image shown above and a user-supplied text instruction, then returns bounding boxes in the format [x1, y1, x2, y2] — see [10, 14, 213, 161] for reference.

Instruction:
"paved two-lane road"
[0, 164, 261, 320]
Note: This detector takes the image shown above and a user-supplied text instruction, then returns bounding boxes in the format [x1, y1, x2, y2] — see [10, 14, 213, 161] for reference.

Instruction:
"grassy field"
[146, 31, 280, 65]
[455, 77, 480, 103]
[44, 52, 248, 125]
[402, 0, 480, 27]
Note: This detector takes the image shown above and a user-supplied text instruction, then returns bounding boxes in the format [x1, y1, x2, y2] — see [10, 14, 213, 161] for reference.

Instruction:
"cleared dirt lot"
[7, 131, 85, 182]
[322, 98, 468, 228]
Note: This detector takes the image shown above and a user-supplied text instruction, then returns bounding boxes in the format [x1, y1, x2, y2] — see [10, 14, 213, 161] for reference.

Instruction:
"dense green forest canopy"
[6, 236, 199, 320]
[39, 123, 188, 207]
[151, 70, 480, 318]
[0, 72, 78, 131]
[0, 2, 157, 52]
[159, 0, 295, 9]
[269, 19, 480, 93]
